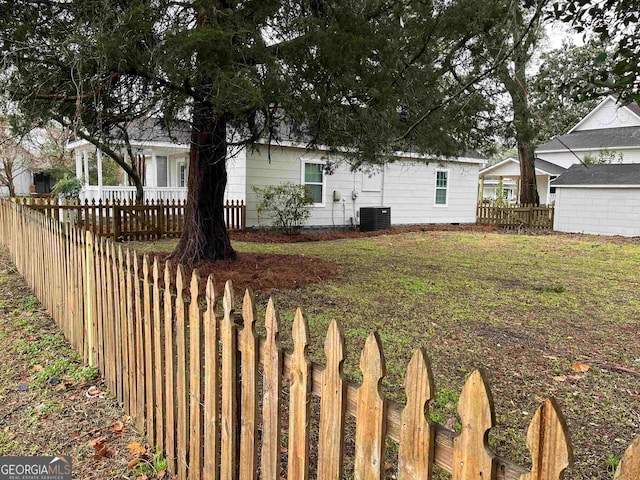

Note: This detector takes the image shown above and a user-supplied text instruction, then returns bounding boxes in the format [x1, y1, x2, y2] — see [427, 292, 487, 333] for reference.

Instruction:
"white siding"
[554, 187, 640, 236]
[225, 147, 247, 202]
[0, 168, 32, 197]
[538, 148, 640, 168]
[244, 146, 480, 228]
[574, 98, 640, 131]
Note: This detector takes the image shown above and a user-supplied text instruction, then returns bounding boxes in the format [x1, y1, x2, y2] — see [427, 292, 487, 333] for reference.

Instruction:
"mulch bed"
[230, 223, 498, 243]
[153, 252, 341, 296]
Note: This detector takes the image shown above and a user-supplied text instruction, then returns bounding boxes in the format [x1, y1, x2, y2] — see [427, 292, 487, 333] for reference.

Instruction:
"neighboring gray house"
[552, 164, 640, 237]
[68, 118, 485, 228]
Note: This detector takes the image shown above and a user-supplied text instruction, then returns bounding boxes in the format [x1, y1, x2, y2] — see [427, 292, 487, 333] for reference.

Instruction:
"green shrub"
[51, 174, 83, 199]
[254, 182, 313, 235]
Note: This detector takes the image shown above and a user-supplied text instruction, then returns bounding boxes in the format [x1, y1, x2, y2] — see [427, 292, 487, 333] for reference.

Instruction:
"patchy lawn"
[0, 249, 166, 479]
[130, 231, 640, 479]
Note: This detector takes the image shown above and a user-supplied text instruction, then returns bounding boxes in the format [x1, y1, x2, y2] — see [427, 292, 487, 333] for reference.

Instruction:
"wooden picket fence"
[476, 203, 555, 230]
[0, 199, 639, 480]
[17, 197, 246, 240]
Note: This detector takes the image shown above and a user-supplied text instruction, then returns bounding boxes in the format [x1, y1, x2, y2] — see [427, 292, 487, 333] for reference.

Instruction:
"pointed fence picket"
[1, 198, 640, 480]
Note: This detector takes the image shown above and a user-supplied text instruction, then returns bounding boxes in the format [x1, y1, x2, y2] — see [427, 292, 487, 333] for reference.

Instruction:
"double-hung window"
[178, 163, 187, 188]
[435, 170, 448, 206]
[302, 161, 325, 206]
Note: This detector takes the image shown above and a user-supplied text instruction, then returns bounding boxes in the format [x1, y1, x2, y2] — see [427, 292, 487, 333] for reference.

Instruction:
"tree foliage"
[554, 0, 640, 103]
[530, 41, 613, 141]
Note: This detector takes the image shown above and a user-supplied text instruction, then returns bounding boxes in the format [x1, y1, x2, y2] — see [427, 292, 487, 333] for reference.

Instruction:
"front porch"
[478, 157, 565, 205]
[74, 140, 190, 203]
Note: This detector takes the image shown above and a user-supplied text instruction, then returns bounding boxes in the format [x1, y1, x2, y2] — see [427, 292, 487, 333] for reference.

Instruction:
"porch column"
[75, 150, 82, 180]
[96, 148, 103, 200]
[479, 176, 484, 203]
[516, 178, 520, 203]
[83, 150, 90, 186]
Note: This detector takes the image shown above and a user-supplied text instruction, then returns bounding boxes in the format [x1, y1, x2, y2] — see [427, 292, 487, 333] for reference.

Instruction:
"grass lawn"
[133, 230, 640, 479]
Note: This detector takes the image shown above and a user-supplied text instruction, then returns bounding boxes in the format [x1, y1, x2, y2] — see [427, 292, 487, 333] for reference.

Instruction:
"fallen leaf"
[127, 458, 139, 469]
[23, 312, 33, 317]
[111, 420, 125, 433]
[127, 442, 147, 456]
[32, 364, 43, 372]
[157, 472, 166, 479]
[136, 476, 148, 480]
[92, 439, 116, 459]
[88, 436, 107, 447]
[572, 362, 590, 372]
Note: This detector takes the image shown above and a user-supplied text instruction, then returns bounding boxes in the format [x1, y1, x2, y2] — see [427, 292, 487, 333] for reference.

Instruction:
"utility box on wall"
[359, 207, 391, 232]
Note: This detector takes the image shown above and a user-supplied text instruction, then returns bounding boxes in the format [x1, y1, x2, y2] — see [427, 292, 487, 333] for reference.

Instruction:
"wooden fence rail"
[1, 199, 638, 480]
[17, 197, 246, 240]
[477, 203, 555, 229]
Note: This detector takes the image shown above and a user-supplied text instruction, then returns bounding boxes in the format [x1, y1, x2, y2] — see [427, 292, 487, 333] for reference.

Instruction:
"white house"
[478, 157, 566, 205]
[552, 164, 640, 237]
[478, 97, 640, 207]
[68, 118, 485, 227]
[536, 96, 640, 166]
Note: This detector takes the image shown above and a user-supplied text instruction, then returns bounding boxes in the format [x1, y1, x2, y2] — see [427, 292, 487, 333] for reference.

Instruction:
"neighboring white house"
[552, 164, 640, 237]
[478, 157, 566, 205]
[68, 118, 485, 227]
[478, 96, 640, 207]
[537, 96, 640, 166]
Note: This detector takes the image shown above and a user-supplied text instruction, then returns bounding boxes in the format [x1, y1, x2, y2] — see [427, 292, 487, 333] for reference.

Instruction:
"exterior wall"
[574, 98, 640, 131]
[168, 152, 189, 188]
[537, 148, 640, 168]
[554, 187, 640, 236]
[244, 146, 480, 228]
[225, 147, 247, 202]
[0, 168, 32, 197]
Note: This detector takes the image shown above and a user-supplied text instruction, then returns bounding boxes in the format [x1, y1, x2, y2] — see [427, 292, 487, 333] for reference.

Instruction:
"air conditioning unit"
[359, 207, 391, 232]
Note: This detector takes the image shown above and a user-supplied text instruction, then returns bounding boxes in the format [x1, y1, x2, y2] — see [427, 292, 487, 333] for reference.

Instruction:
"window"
[156, 155, 168, 187]
[303, 161, 325, 205]
[179, 163, 187, 187]
[435, 170, 448, 205]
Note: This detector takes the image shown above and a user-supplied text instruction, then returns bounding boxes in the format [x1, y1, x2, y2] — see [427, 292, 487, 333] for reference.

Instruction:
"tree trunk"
[517, 140, 538, 205]
[8, 180, 15, 197]
[172, 105, 236, 265]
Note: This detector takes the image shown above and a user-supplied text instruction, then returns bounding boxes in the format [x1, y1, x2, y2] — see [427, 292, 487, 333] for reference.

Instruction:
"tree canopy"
[554, 0, 639, 103]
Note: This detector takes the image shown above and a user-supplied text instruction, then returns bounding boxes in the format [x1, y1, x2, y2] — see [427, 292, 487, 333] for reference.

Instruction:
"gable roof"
[536, 126, 640, 152]
[552, 164, 640, 187]
[479, 157, 566, 176]
[568, 96, 640, 133]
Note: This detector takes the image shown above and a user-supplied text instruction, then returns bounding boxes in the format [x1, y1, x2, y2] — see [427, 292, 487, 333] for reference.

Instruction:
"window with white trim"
[178, 163, 187, 187]
[435, 170, 448, 205]
[303, 161, 325, 205]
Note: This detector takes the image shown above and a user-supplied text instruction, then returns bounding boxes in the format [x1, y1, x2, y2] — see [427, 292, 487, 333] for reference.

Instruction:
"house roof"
[536, 126, 640, 152]
[479, 157, 566, 177]
[552, 163, 640, 187]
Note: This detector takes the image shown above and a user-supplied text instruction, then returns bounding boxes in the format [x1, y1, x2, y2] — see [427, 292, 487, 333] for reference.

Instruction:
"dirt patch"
[230, 223, 497, 243]
[153, 252, 341, 295]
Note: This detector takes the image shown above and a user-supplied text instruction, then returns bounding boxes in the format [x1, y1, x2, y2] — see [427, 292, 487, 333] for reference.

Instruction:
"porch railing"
[82, 186, 188, 203]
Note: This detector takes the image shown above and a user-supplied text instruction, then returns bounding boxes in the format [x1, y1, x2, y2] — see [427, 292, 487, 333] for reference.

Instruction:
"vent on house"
[359, 207, 391, 232]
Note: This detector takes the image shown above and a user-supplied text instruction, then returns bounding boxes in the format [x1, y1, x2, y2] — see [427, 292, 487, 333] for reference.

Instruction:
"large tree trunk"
[8, 180, 16, 197]
[171, 105, 236, 265]
[517, 140, 538, 205]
